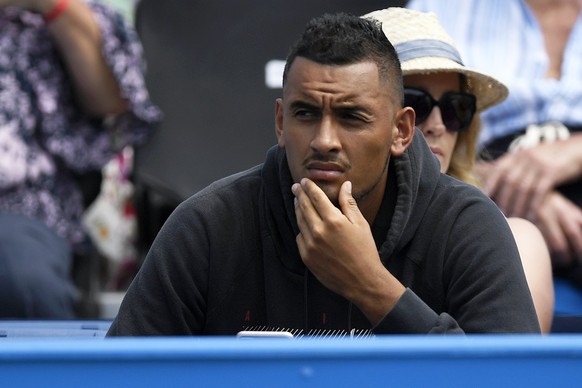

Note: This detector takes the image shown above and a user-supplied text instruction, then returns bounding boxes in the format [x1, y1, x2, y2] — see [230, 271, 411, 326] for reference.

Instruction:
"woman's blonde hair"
[446, 120, 479, 186]
[446, 76, 481, 187]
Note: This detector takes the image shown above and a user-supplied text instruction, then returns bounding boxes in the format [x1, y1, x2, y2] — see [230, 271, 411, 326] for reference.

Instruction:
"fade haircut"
[282, 12, 403, 105]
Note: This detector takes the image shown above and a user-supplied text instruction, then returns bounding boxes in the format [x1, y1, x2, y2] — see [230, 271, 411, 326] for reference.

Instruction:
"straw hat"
[363, 7, 508, 112]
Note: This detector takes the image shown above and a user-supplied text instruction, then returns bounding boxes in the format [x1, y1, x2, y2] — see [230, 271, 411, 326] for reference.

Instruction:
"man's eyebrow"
[336, 104, 373, 117]
[337, 105, 367, 112]
[289, 100, 368, 110]
[289, 101, 318, 111]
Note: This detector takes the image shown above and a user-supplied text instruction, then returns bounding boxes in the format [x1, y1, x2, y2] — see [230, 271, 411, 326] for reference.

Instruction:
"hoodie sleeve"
[373, 289, 464, 334]
[372, 182, 541, 335]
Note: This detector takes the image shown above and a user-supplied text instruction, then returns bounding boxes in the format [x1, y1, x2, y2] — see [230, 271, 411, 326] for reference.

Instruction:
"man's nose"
[311, 116, 341, 153]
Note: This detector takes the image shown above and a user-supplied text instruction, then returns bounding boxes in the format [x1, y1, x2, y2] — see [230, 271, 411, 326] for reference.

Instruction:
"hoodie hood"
[262, 145, 304, 274]
[262, 128, 442, 272]
[379, 128, 442, 258]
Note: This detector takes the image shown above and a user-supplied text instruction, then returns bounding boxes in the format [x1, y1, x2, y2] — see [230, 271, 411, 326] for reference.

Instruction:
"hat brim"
[401, 57, 508, 112]
[363, 8, 508, 112]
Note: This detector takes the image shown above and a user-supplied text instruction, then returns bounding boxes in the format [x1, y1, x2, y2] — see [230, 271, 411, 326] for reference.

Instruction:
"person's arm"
[7, 0, 161, 172]
[30, 0, 127, 116]
[292, 178, 540, 334]
[292, 178, 406, 327]
[534, 191, 582, 268]
[506, 217, 554, 334]
[481, 133, 582, 218]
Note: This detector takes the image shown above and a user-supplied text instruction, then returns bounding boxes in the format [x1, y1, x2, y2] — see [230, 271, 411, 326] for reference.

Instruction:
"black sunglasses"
[404, 87, 477, 132]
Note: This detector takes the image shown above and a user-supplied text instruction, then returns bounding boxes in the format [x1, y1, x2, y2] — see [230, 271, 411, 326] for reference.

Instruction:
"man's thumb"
[339, 181, 362, 221]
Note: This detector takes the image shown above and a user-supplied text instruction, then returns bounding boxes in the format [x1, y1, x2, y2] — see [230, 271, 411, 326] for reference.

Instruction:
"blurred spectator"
[407, 0, 582, 308]
[0, 0, 161, 318]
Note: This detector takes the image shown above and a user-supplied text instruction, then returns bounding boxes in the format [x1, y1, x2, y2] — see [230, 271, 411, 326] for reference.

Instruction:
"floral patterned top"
[0, 2, 162, 250]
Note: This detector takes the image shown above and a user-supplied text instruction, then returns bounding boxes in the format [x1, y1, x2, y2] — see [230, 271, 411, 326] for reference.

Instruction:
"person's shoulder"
[163, 165, 263, 231]
[182, 164, 263, 207]
[435, 173, 504, 216]
[201, 164, 262, 193]
[438, 172, 486, 197]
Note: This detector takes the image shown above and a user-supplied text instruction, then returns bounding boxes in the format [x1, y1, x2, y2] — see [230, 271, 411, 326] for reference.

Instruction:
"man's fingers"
[557, 201, 582, 261]
[536, 193, 575, 268]
[338, 180, 366, 224]
[511, 169, 538, 218]
[292, 182, 313, 235]
[296, 178, 342, 220]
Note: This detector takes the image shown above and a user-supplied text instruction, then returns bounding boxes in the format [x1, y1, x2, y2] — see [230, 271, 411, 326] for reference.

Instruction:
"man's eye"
[341, 113, 365, 122]
[294, 110, 318, 118]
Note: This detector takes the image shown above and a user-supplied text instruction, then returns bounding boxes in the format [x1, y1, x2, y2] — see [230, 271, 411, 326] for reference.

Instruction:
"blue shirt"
[0, 2, 161, 249]
[407, 0, 582, 147]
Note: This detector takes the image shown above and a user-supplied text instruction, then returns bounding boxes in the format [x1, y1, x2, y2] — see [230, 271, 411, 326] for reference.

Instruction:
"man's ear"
[391, 106, 415, 157]
[275, 98, 285, 148]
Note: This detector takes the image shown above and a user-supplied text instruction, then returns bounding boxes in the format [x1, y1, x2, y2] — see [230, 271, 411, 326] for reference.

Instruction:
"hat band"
[394, 39, 464, 65]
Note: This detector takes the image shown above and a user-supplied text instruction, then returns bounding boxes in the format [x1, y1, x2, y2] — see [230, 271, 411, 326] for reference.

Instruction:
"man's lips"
[305, 161, 345, 181]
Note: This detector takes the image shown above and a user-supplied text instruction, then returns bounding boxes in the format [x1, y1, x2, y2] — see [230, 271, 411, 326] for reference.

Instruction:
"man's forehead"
[284, 58, 386, 97]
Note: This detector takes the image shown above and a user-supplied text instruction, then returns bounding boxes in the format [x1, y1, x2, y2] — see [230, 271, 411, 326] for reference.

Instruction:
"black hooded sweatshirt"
[108, 132, 540, 336]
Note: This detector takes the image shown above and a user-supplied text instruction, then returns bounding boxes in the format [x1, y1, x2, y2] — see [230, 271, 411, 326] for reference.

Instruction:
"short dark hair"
[282, 13, 403, 104]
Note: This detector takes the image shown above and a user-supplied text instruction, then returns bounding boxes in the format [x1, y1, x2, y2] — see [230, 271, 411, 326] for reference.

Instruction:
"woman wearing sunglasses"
[365, 8, 555, 333]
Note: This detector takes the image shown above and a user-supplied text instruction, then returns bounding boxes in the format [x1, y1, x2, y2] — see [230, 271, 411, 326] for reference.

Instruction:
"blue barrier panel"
[0, 320, 111, 338]
[1, 335, 582, 387]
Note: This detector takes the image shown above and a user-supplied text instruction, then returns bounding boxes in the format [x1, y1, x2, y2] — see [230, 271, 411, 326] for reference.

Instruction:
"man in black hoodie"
[107, 12, 540, 336]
